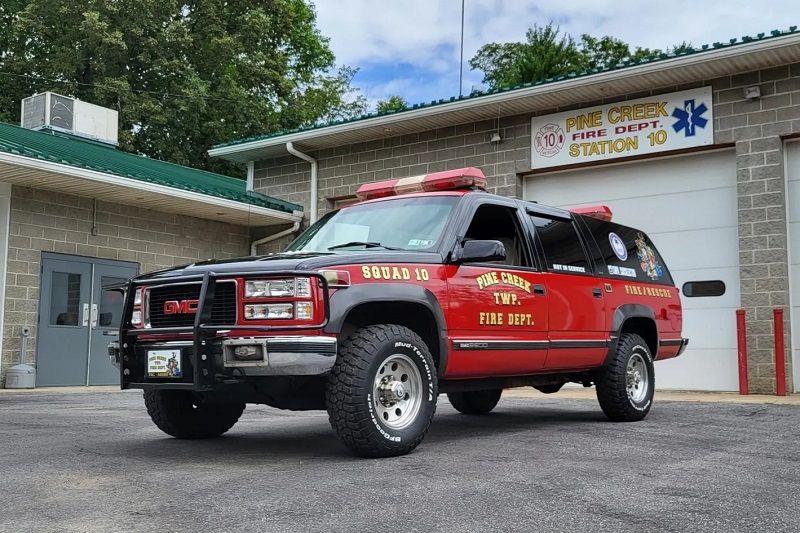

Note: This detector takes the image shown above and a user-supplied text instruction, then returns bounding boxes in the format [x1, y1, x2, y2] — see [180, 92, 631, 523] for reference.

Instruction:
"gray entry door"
[37, 254, 138, 386]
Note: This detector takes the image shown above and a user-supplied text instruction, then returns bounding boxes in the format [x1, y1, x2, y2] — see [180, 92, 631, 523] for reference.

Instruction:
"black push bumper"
[117, 270, 332, 391]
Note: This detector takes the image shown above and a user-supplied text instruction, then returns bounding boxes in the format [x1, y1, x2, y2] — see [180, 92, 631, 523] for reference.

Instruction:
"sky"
[314, 0, 800, 110]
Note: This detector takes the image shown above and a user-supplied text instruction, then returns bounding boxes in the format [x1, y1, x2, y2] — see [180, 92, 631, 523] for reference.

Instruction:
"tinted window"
[683, 280, 726, 297]
[464, 204, 531, 267]
[581, 216, 673, 285]
[530, 215, 590, 274]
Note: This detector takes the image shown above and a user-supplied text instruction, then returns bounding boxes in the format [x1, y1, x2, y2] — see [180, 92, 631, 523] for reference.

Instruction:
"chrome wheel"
[626, 352, 649, 403]
[373, 353, 422, 430]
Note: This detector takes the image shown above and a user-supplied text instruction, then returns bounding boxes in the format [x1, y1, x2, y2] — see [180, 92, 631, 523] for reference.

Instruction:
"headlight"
[134, 289, 142, 305]
[245, 278, 311, 298]
[244, 303, 293, 320]
[131, 310, 142, 326]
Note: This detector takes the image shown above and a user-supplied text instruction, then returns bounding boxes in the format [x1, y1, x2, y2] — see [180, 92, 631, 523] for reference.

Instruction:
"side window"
[580, 216, 673, 285]
[529, 214, 590, 274]
[464, 204, 531, 267]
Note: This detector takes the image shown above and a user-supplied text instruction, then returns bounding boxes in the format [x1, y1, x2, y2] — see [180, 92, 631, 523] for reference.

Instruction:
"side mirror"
[455, 239, 507, 264]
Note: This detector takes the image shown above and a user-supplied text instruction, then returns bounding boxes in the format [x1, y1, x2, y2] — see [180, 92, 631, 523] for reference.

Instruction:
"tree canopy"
[376, 95, 408, 114]
[470, 23, 689, 90]
[0, 0, 366, 175]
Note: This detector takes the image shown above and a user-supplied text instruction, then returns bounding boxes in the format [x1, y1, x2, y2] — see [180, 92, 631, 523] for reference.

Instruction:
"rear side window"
[580, 216, 673, 285]
[529, 215, 590, 274]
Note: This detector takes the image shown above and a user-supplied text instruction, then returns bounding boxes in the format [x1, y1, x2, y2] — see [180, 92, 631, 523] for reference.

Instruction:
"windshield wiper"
[327, 241, 403, 251]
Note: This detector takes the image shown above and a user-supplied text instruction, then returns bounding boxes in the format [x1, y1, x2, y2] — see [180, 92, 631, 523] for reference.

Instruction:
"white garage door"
[785, 140, 800, 393]
[525, 150, 739, 391]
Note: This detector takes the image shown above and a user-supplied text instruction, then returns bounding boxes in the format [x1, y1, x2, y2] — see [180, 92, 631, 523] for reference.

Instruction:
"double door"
[36, 253, 138, 386]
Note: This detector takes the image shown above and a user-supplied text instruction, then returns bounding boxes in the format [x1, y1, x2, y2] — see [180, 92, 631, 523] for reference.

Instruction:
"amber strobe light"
[356, 167, 487, 201]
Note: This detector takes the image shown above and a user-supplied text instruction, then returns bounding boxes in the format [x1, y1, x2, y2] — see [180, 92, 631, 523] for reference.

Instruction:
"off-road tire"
[447, 389, 502, 414]
[595, 333, 655, 422]
[326, 324, 438, 458]
[143, 389, 245, 439]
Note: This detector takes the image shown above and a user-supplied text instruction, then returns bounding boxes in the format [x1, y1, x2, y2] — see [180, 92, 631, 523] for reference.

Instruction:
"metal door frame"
[38, 252, 139, 386]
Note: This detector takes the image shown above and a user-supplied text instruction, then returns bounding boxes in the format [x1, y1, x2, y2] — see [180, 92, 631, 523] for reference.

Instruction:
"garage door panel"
[787, 181, 800, 222]
[681, 309, 737, 350]
[526, 149, 738, 391]
[526, 151, 736, 206]
[655, 349, 739, 391]
[564, 188, 736, 235]
[672, 266, 740, 309]
[646, 228, 739, 272]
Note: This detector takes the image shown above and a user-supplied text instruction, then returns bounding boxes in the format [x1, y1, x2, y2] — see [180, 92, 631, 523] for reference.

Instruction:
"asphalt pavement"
[0, 389, 798, 533]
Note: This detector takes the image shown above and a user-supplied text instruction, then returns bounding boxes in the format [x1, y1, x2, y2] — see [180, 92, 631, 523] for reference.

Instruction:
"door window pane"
[465, 204, 531, 267]
[530, 215, 590, 274]
[50, 272, 81, 326]
[99, 277, 127, 327]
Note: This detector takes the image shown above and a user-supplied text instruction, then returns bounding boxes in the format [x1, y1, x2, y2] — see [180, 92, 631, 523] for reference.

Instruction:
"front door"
[445, 201, 549, 378]
[37, 253, 138, 386]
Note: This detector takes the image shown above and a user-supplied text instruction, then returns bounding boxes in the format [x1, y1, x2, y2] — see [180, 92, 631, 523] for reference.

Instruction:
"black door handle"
[592, 288, 602, 298]
[533, 284, 546, 295]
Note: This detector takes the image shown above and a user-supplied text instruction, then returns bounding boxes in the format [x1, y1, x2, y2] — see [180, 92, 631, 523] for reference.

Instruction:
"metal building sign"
[531, 87, 713, 169]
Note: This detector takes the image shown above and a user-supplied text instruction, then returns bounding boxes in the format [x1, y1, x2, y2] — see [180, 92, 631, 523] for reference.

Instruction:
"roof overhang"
[0, 152, 303, 227]
[210, 32, 800, 163]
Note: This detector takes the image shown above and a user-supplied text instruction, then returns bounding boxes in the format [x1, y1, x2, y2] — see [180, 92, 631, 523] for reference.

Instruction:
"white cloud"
[314, 0, 800, 106]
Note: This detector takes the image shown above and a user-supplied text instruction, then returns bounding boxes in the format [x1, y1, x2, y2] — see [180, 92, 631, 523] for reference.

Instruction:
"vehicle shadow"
[111, 400, 606, 463]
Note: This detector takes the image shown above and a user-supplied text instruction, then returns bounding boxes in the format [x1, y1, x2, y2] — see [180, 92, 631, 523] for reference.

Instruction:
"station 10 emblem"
[534, 123, 565, 157]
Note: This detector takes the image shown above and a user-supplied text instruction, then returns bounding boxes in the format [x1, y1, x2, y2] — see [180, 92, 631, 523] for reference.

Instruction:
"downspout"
[286, 141, 318, 223]
[250, 221, 300, 256]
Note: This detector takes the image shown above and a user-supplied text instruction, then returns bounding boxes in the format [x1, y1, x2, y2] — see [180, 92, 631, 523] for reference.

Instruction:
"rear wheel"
[326, 324, 437, 458]
[447, 389, 502, 415]
[143, 389, 245, 439]
[595, 333, 654, 422]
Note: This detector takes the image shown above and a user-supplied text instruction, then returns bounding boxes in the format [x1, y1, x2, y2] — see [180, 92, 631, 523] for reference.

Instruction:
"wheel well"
[339, 302, 442, 369]
[620, 317, 658, 356]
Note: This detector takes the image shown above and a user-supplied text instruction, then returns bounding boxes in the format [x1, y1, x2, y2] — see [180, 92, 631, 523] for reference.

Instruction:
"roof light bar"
[571, 205, 613, 222]
[356, 167, 487, 201]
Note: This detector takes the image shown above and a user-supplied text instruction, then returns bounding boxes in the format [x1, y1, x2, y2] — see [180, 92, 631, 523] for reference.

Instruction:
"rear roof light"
[356, 167, 486, 201]
[571, 205, 613, 222]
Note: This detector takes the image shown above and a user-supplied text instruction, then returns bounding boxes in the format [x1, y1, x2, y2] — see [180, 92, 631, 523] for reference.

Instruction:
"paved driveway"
[0, 390, 798, 532]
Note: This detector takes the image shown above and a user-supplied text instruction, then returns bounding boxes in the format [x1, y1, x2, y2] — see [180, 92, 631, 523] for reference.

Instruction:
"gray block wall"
[1, 186, 251, 383]
[254, 64, 800, 394]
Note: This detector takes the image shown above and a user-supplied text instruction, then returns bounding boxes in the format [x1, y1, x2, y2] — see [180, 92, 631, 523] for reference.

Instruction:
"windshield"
[286, 196, 459, 252]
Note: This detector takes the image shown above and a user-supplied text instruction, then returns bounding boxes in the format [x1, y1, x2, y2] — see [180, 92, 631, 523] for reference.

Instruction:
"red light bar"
[356, 167, 486, 201]
[571, 205, 613, 222]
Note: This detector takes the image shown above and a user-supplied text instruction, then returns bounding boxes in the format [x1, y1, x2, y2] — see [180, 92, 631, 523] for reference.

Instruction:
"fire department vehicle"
[111, 167, 687, 458]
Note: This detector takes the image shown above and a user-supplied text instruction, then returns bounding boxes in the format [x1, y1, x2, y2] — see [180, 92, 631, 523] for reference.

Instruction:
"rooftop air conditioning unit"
[21, 92, 119, 146]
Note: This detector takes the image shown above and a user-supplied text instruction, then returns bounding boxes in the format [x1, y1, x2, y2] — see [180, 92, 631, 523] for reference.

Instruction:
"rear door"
[524, 208, 608, 369]
[445, 198, 549, 378]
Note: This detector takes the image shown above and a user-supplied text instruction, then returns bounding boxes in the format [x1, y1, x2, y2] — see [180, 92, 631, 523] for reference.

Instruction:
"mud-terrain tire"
[326, 324, 438, 458]
[595, 333, 655, 422]
[447, 389, 502, 414]
[143, 389, 245, 439]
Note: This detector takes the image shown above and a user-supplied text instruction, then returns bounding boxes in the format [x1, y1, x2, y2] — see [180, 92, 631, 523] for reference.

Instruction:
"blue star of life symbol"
[671, 99, 708, 137]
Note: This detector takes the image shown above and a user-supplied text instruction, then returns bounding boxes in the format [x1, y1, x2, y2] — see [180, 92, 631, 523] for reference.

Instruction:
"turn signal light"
[356, 167, 487, 201]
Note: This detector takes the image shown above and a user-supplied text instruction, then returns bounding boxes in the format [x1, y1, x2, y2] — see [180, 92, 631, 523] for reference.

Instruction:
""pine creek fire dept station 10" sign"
[531, 87, 714, 169]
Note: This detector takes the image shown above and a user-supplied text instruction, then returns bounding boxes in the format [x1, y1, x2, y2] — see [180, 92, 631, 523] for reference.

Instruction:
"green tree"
[470, 23, 687, 90]
[0, 0, 366, 175]
[376, 95, 408, 113]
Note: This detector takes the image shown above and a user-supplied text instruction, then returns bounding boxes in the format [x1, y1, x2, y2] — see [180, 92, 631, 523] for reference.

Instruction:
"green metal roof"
[0, 122, 302, 214]
[213, 26, 800, 150]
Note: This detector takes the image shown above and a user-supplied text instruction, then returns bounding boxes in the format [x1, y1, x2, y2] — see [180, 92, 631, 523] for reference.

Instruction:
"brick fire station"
[2, 28, 800, 393]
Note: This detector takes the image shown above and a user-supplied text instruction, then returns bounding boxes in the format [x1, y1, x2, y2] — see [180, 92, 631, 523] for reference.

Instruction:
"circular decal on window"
[609, 232, 627, 261]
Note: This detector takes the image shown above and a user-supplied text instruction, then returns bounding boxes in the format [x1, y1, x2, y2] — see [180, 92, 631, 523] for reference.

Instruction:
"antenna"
[459, 0, 465, 97]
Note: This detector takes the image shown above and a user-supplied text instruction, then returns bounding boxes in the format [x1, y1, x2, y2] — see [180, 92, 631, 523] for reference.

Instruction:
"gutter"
[250, 221, 300, 256]
[286, 142, 319, 223]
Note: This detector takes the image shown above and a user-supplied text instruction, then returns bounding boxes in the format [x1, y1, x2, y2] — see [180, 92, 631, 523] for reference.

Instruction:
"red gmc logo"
[163, 299, 199, 315]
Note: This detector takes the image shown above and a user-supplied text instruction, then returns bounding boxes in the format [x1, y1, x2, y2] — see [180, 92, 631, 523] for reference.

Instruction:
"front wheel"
[143, 389, 245, 439]
[326, 324, 438, 458]
[595, 333, 655, 422]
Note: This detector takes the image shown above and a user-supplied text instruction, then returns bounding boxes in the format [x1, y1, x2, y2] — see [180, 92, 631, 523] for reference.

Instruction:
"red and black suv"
[112, 167, 687, 457]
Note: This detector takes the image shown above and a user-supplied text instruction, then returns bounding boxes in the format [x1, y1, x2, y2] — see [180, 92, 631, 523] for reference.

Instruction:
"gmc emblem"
[163, 299, 199, 315]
